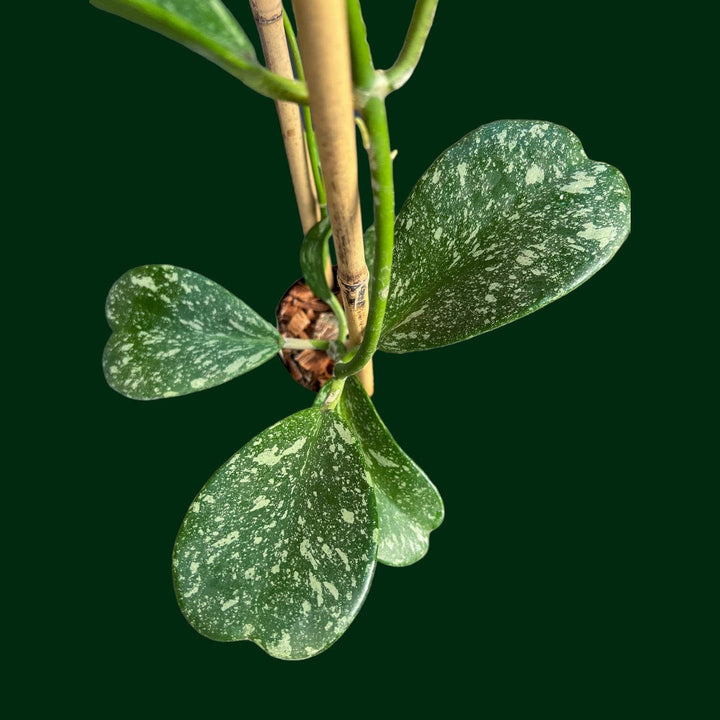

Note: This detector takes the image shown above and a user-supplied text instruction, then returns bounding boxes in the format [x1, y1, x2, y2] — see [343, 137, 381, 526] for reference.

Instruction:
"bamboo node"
[254, 11, 282, 25]
[338, 271, 369, 308]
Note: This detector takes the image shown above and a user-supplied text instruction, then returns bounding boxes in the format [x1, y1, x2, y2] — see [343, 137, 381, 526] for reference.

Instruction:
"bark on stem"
[292, 0, 373, 394]
[250, 0, 320, 234]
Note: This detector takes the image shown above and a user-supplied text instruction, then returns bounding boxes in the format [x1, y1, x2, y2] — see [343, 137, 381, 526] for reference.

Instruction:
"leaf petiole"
[383, 0, 439, 93]
[316, 376, 347, 412]
[300, 217, 350, 347]
[282, 337, 331, 351]
[90, 0, 308, 103]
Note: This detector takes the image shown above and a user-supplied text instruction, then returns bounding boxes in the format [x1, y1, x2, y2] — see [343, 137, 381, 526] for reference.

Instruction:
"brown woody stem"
[250, 0, 320, 234]
[292, 0, 373, 394]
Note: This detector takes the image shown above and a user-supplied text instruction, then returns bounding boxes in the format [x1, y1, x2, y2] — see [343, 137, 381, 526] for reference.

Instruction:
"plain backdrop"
[5, 1, 712, 717]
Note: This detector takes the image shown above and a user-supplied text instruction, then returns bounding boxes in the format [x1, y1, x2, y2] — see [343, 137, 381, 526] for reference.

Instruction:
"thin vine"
[335, 0, 396, 379]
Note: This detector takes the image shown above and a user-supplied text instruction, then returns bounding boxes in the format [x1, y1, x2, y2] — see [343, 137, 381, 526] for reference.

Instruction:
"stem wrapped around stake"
[333, 1, 396, 381]
[292, 0, 373, 394]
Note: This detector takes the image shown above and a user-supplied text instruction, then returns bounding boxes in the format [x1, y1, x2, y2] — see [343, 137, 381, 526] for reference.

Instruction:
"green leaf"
[91, 0, 257, 63]
[104, 265, 282, 399]
[363, 225, 376, 275]
[173, 408, 377, 660]
[90, 0, 305, 101]
[299, 217, 333, 304]
[317, 378, 444, 567]
[379, 120, 631, 352]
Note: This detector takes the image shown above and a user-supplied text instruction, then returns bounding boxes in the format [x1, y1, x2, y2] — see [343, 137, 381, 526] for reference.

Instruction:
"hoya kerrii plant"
[96, 0, 631, 660]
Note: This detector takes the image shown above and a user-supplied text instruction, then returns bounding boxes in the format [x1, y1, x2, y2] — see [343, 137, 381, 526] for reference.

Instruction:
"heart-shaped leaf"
[317, 378, 444, 567]
[379, 120, 631, 352]
[104, 265, 282, 399]
[173, 408, 377, 660]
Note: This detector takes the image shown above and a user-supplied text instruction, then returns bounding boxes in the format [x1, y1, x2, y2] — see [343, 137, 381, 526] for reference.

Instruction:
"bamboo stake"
[250, 0, 319, 234]
[292, 0, 373, 394]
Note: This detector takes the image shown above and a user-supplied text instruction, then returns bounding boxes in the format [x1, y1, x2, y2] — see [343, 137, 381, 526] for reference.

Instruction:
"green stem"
[355, 116, 371, 151]
[282, 337, 330, 351]
[318, 377, 347, 412]
[283, 7, 327, 214]
[91, 0, 307, 103]
[327, 289, 349, 348]
[334, 2, 395, 380]
[345, 0, 375, 89]
[244, 59, 308, 104]
[318, 245, 349, 348]
[300, 217, 350, 346]
[383, 0, 439, 93]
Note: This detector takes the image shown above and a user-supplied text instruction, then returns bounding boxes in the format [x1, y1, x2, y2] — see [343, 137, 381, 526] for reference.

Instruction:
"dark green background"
[8, 1, 709, 716]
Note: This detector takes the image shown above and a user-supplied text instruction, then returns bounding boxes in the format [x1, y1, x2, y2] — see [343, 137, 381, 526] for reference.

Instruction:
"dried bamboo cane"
[291, 0, 373, 394]
[250, 0, 319, 234]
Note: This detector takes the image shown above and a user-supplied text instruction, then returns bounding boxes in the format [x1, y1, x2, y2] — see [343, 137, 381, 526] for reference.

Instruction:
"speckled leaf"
[315, 379, 443, 566]
[103, 265, 282, 399]
[173, 408, 377, 660]
[336, 378, 443, 567]
[90, 0, 259, 77]
[379, 120, 631, 352]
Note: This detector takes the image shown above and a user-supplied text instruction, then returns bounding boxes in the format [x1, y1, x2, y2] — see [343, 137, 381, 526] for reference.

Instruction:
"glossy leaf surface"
[173, 408, 377, 660]
[299, 217, 333, 304]
[91, 0, 259, 77]
[317, 378, 444, 566]
[363, 225, 376, 277]
[379, 120, 631, 352]
[104, 265, 281, 399]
